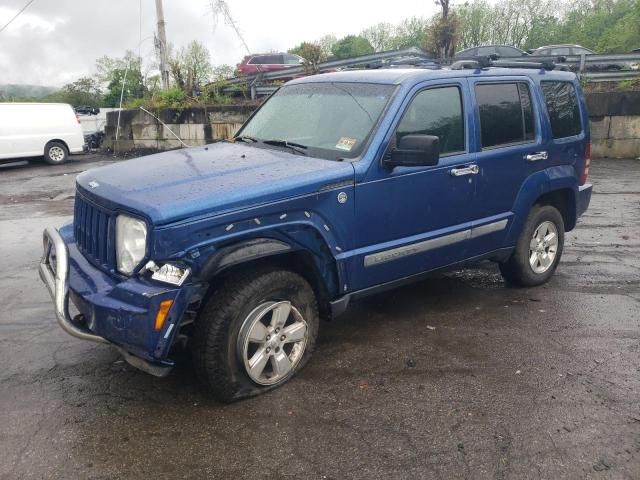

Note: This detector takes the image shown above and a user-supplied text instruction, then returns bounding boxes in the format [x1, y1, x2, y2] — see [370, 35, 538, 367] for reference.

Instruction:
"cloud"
[0, 0, 441, 87]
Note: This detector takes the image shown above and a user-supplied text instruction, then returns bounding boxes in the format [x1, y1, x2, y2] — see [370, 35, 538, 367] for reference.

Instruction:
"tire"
[192, 268, 319, 402]
[499, 205, 565, 287]
[44, 141, 68, 165]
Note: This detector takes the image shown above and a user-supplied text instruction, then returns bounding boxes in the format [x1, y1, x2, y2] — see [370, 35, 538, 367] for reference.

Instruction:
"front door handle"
[525, 151, 549, 162]
[450, 164, 479, 177]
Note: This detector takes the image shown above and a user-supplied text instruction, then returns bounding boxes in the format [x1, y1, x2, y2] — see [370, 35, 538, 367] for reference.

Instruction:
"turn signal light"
[580, 143, 591, 185]
[154, 299, 173, 331]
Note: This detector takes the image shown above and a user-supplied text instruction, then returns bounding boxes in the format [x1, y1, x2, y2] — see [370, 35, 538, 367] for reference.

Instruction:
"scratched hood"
[76, 143, 354, 224]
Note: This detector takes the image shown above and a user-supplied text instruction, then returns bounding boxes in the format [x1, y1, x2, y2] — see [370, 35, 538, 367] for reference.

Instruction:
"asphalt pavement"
[1, 154, 639, 479]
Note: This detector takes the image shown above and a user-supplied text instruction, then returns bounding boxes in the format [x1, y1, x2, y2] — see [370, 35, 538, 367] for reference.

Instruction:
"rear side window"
[250, 55, 283, 64]
[477, 46, 497, 56]
[497, 46, 522, 57]
[395, 86, 465, 155]
[541, 81, 582, 139]
[475, 82, 535, 149]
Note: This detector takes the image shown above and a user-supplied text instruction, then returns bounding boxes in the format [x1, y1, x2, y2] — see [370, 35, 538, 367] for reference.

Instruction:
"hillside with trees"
[2, 0, 638, 107]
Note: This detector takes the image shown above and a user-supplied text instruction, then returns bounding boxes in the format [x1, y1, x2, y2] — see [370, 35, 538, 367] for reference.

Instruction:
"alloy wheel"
[529, 221, 559, 274]
[239, 301, 308, 386]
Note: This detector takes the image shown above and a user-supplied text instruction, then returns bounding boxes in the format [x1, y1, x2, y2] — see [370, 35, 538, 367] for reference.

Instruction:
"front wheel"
[192, 268, 319, 402]
[499, 205, 565, 287]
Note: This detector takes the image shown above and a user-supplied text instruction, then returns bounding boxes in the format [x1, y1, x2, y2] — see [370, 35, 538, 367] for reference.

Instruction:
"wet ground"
[1, 154, 639, 479]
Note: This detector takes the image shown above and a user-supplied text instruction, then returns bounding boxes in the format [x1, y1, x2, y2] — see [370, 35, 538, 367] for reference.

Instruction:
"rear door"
[465, 77, 544, 256]
[8, 104, 43, 158]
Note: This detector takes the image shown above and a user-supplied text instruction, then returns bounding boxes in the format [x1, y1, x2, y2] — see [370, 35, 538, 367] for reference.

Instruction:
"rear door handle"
[450, 164, 479, 177]
[525, 151, 548, 162]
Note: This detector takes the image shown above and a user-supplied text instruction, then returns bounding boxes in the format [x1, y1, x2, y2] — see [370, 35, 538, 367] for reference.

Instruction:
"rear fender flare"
[505, 166, 578, 245]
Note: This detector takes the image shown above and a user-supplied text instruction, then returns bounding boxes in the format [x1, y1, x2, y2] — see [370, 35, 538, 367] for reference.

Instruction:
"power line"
[0, 0, 37, 35]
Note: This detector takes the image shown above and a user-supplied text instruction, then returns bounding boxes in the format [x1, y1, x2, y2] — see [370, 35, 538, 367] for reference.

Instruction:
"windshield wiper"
[234, 135, 259, 143]
[262, 139, 308, 156]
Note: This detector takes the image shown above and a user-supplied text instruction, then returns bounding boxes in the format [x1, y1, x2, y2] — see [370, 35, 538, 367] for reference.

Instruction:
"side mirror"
[386, 134, 440, 168]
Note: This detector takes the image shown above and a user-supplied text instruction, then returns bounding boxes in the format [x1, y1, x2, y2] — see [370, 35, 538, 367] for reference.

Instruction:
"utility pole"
[155, 0, 170, 89]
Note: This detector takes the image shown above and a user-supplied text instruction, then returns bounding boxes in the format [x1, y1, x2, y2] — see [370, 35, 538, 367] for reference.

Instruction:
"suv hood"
[76, 143, 355, 224]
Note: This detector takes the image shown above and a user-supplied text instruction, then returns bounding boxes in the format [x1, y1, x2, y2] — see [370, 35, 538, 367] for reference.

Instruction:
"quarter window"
[395, 86, 465, 155]
[475, 82, 536, 149]
[541, 81, 582, 139]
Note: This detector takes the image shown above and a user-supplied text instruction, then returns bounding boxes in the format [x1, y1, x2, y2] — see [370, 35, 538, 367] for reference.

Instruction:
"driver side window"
[395, 86, 465, 155]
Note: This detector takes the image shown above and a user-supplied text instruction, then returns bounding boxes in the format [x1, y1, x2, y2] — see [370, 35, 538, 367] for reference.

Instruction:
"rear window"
[541, 81, 582, 139]
[283, 54, 301, 64]
[475, 82, 536, 149]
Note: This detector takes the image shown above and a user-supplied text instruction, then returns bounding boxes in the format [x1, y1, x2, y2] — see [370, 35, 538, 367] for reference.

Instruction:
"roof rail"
[450, 55, 564, 71]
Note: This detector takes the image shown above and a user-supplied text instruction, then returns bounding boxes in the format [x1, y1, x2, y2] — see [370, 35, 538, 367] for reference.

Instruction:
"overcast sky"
[0, 0, 443, 87]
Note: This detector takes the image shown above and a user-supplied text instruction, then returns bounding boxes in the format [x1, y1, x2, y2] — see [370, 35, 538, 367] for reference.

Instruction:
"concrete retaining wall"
[105, 93, 640, 159]
[587, 92, 640, 159]
[104, 105, 255, 151]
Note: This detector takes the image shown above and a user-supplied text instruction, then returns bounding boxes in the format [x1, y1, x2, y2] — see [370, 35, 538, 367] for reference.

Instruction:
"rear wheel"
[44, 141, 68, 165]
[192, 268, 319, 402]
[499, 205, 564, 287]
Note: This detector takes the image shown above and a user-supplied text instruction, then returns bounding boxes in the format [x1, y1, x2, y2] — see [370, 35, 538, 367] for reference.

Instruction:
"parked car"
[236, 53, 304, 75]
[530, 44, 621, 71]
[74, 105, 100, 115]
[455, 45, 529, 59]
[530, 44, 594, 57]
[0, 103, 86, 165]
[40, 65, 592, 402]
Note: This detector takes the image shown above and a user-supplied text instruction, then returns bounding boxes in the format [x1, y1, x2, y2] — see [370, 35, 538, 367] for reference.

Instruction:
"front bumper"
[39, 226, 190, 377]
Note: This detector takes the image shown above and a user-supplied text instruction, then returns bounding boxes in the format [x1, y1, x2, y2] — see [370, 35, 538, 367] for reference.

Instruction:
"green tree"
[300, 43, 327, 73]
[388, 17, 431, 49]
[58, 77, 103, 107]
[361, 22, 396, 52]
[456, 0, 639, 53]
[331, 35, 374, 58]
[289, 42, 328, 73]
[169, 40, 213, 95]
[103, 64, 147, 107]
[317, 34, 338, 57]
[425, 0, 459, 58]
[95, 51, 147, 106]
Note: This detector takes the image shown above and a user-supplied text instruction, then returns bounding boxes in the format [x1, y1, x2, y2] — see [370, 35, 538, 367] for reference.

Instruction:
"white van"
[0, 103, 86, 165]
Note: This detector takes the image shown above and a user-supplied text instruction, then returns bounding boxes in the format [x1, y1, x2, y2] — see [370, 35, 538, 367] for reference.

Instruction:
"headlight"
[116, 214, 147, 275]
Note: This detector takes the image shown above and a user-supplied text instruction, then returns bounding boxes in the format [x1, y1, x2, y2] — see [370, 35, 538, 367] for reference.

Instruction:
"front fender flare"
[199, 238, 292, 279]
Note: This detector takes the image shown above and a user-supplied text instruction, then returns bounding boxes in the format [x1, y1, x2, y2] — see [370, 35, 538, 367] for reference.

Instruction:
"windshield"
[237, 82, 396, 160]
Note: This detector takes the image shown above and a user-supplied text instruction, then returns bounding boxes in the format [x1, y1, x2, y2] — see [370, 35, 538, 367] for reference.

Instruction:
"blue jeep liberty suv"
[40, 62, 593, 401]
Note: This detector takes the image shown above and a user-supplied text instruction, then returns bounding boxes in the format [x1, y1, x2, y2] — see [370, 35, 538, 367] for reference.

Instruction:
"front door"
[350, 81, 479, 291]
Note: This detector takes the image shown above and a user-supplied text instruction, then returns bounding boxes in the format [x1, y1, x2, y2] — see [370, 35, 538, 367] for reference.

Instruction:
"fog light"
[146, 262, 191, 286]
[155, 299, 173, 331]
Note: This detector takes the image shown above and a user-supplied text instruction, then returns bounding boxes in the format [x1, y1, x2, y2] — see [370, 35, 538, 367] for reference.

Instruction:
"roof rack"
[450, 54, 565, 71]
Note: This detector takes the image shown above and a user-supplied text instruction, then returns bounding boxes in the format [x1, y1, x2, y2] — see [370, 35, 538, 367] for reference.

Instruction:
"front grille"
[74, 193, 113, 268]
